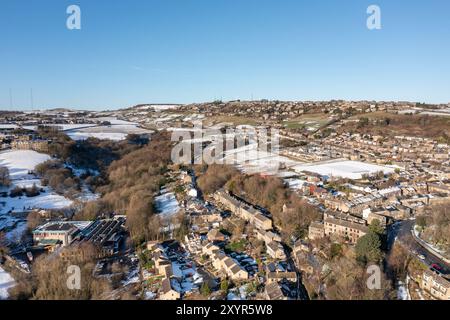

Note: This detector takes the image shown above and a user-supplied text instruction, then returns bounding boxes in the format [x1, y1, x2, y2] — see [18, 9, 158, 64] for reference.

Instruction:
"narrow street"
[286, 252, 309, 300]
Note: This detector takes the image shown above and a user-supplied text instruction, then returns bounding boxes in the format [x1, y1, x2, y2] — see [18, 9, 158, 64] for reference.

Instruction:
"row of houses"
[308, 211, 370, 244]
[255, 229, 286, 260]
[182, 236, 250, 282]
[0, 131, 51, 152]
[421, 269, 450, 300]
[214, 189, 289, 262]
[10, 136, 50, 152]
[142, 242, 182, 300]
[203, 243, 249, 281]
[213, 189, 272, 231]
[322, 132, 449, 168]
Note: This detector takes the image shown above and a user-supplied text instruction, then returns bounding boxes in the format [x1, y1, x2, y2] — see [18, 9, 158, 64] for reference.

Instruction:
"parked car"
[418, 254, 426, 260]
[431, 267, 442, 274]
[431, 263, 442, 271]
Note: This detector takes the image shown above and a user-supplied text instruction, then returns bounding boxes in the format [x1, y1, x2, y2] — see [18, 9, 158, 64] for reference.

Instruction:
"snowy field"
[0, 150, 73, 241]
[0, 150, 50, 179]
[0, 124, 19, 129]
[18, 117, 152, 141]
[398, 108, 450, 117]
[66, 124, 152, 141]
[0, 266, 15, 300]
[155, 189, 180, 219]
[293, 160, 395, 180]
[134, 104, 180, 112]
[93, 117, 138, 125]
[22, 124, 98, 131]
[0, 188, 72, 213]
[220, 143, 300, 175]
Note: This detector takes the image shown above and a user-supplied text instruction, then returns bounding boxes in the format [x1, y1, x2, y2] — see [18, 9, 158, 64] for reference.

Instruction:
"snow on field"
[68, 131, 128, 141]
[398, 108, 450, 117]
[58, 124, 97, 131]
[22, 124, 98, 131]
[66, 124, 152, 141]
[0, 150, 50, 179]
[293, 160, 395, 180]
[20, 117, 151, 141]
[420, 111, 450, 117]
[0, 192, 73, 213]
[0, 178, 72, 241]
[155, 189, 180, 219]
[0, 150, 72, 213]
[139, 104, 180, 111]
[0, 150, 73, 241]
[153, 105, 180, 111]
[0, 266, 15, 300]
[94, 117, 138, 125]
[221, 143, 300, 175]
[0, 124, 19, 129]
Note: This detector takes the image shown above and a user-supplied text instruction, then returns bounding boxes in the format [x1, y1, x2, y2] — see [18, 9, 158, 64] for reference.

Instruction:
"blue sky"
[1, 0, 449, 110]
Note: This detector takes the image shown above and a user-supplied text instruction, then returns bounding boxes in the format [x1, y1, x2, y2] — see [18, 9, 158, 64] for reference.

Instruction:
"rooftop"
[33, 221, 92, 233]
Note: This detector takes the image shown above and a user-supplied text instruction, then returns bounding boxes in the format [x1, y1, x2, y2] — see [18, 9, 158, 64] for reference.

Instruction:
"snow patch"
[0, 266, 15, 300]
[155, 190, 180, 219]
[0, 150, 50, 179]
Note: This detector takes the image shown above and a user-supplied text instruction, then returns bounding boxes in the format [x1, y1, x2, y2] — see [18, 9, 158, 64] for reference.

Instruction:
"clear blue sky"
[1, 0, 449, 110]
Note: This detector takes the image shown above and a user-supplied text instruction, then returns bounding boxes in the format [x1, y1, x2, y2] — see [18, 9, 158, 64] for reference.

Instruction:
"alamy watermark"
[367, 5, 382, 30]
[66, 5, 81, 30]
[64, 5, 381, 31]
[66, 265, 81, 290]
[366, 264, 381, 290]
[171, 122, 280, 167]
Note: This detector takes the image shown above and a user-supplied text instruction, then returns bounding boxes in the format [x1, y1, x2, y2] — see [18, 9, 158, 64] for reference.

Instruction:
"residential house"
[264, 282, 287, 300]
[160, 278, 181, 300]
[266, 272, 297, 284]
[266, 241, 286, 260]
[207, 229, 226, 242]
[308, 222, 325, 240]
[211, 251, 249, 281]
[323, 215, 368, 244]
[421, 270, 450, 300]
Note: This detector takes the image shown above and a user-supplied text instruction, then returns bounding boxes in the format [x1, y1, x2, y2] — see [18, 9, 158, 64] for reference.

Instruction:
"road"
[285, 252, 309, 300]
[387, 220, 450, 275]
